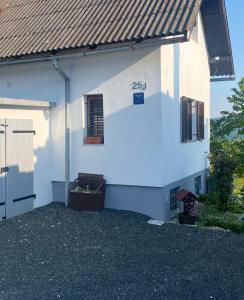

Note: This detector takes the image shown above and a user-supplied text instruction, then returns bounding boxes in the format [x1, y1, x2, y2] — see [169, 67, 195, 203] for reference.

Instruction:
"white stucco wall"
[0, 12, 210, 210]
[0, 47, 163, 194]
[160, 14, 210, 187]
[67, 48, 162, 187]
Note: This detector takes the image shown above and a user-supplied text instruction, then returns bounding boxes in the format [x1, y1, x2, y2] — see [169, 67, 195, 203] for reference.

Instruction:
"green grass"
[197, 203, 244, 233]
[234, 177, 244, 196]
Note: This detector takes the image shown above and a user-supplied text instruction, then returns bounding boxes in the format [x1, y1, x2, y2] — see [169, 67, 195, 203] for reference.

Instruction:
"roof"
[0, 0, 201, 57]
[0, 0, 234, 79]
[201, 0, 235, 80]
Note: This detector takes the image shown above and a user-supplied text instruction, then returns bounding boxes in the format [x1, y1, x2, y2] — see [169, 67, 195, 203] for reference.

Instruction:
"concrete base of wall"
[105, 185, 164, 220]
[52, 169, 207, 221]
[52, 181, 75, 203]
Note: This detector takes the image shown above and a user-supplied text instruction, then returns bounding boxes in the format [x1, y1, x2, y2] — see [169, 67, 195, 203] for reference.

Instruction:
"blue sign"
[133, 92, 144, 105]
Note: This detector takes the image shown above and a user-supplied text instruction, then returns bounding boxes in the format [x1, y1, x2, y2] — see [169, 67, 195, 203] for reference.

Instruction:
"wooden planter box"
[70, 191, 105, 211]
[179, 214, 196, 225]
[70, 173, 105, 212]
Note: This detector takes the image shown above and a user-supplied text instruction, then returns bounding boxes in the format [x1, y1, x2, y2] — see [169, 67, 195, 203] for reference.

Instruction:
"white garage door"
[0, 119, 35, 220]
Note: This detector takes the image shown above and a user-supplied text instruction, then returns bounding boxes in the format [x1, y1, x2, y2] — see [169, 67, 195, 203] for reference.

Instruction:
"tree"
[213, 78, 244, 138]
[211, 78, 244, 177]
[208, 152, 235, 212]
[210, 138, 244, 177]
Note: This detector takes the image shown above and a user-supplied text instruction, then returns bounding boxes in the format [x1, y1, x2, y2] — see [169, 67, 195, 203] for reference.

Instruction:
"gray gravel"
[0, 203, 244, 300]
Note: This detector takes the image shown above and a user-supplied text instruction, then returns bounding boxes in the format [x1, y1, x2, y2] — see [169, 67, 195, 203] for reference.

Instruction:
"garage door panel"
[6, 119, 34, 219]
[0, 119, 6, 220]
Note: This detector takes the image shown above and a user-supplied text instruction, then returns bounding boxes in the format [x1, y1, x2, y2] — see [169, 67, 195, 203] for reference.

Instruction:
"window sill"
[84, 136, 104, 145]
[182, 139, 204, 144]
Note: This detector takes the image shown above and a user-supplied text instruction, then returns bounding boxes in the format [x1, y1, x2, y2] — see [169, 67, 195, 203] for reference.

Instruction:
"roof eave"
[0, 34, 188, 67]
[201, 0, 235, 81]
[210, 75, 236, 82]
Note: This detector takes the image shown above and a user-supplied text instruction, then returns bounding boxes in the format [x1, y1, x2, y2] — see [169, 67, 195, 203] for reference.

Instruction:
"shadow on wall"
[0, 45, 209, 215]
[33, 110, 53, 207]
[0, 165, 34, 219]
[69, 43, 209, 184]
[0, 47, 157, 101]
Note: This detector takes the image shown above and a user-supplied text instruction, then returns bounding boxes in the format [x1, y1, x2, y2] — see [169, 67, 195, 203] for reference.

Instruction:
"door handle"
[0, 167, 9, 174]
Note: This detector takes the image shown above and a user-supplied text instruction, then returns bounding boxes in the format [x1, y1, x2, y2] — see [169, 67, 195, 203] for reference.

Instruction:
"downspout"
[52, 58, 70, 207]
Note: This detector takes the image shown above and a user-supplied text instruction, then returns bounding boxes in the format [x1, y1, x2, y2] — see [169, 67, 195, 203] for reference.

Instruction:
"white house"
[0, 0, 235, 221]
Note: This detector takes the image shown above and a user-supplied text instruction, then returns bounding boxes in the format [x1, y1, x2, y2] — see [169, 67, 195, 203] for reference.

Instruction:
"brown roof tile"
[0, 0, 235, 78]
[0, 0, 201, 58]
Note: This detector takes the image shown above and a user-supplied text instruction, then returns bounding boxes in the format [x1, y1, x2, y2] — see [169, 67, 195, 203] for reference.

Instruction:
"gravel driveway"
[0, 203, 244, 300]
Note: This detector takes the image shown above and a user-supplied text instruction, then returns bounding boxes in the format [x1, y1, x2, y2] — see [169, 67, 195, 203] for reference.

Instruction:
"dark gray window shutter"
[181, 97, 192, 142]
[181, 97, 188, 142]
[187, 100, 192, 140]
[87, 95, 104, 137]
[197, 101, 204, 140]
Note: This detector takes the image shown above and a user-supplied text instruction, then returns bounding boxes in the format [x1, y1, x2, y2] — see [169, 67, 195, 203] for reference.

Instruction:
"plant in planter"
[71, 185, 96, 194]
[176, 190, 199, 225]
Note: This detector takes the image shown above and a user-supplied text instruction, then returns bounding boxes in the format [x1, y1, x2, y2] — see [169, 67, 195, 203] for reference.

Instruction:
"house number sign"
[131, 81, 147, 91]
[133, 92, 144, 105]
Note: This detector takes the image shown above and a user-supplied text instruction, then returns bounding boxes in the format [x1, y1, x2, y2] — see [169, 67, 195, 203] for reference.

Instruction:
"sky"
[211, 0, 244, 118]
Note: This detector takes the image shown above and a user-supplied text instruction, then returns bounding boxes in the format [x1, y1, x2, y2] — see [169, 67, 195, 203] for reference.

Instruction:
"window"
[181, 97, 204, 143]
[170, 186, 180, 212]
[195, 176, 202, 195]
[85, 94, 104, 144]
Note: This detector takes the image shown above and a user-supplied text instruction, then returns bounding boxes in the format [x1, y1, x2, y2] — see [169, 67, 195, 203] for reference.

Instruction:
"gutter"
[210, 76, 236, 82]
[0, 34, 187, 67]
[52, 58, 70, 208]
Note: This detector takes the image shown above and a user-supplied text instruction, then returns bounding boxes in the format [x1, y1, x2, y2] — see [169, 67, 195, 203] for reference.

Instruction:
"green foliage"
[198, 194, 210, 203]
[199, 192, 221, 206]
[208, 152, 235, 212]
[228, 205, 243, 214]
[199, 80, 244, 230]
[212, 78, 244, 138]
[234, 177, 244, 197]
[211, 79, 244, 177]
[241, 187, 244, 201]
[210, 138, 244, 177]
[204, 218, 244, 233]
[197, 203, 244, 233]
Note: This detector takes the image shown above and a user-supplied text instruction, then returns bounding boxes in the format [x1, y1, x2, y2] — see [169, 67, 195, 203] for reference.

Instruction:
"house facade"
[0, 0, 234, 221]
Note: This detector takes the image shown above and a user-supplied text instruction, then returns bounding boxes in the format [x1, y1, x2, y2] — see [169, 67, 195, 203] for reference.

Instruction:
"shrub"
[208, 152, 235, 212]
[198, 193, 218, 205]
[228, 202, 244, 215]
[241, 186, 244, 201]
[198, 194, 209, 203]
[197, 201, 244, 233]
[204, 218, 244, 233]
[228, 205, 243, 214]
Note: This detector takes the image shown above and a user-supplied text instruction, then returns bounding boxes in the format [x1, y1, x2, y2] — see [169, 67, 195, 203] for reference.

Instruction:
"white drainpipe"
[52, 58, 70, 207]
